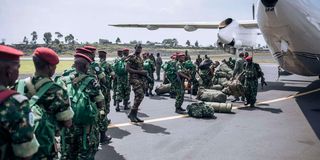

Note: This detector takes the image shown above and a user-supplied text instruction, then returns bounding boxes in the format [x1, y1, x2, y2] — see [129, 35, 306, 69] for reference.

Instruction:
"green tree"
[186, 40, 191, 46]
[65, 34, 75, 44]
[30, 31, 38, 44]
[54, 32, 63, 44]
[23, 36, 29, 45]
[116, 37, 121, 44]
[195, 40, 199, 47]
[43, 32, 52, 45]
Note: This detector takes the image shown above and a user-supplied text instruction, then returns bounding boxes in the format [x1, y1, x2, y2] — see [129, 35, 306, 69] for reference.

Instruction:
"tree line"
[22, 31, 76, 45]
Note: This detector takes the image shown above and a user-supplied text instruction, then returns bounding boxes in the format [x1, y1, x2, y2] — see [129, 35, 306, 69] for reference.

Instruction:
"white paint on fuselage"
[257, 0, 320, 76]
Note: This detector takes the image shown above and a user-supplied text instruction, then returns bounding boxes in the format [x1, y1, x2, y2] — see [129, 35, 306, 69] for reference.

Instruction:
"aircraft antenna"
[252, 3, 255, 20]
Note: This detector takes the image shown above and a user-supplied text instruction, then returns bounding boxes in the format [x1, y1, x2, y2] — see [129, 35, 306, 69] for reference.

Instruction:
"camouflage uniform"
[155, 56, 162, 81]
[143, 58, 155, 93]
[125, 54, 145, 110]
[61, 73, 104, 160]
[18, 76, 73, 160]
[166, 60, 185, 108]
[113, 58, 130, 103]
[100, 59, 114, 114]
[199, 68, 214, 88]
[183, 60, 199, 95]
[243, 62, 264, 106]
[0, 86, 39, 159]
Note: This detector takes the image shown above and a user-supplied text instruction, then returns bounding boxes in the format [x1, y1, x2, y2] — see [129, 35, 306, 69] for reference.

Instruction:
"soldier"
[195, 54, 202, 68]
[231, 52, 245, 102]
[17, 47, 73, 159]
[0, 45, 39, 159]
[199, 59, 214, 88]
[243, 56, 267, 107]
[149, 53, 156, 65]
[183, 57, 199, 95]
[125, 44, 147, 122]
[167, 52, 191, 114]
[155, 53, 163, 81]
[143, 52, 155, 96]
[122, 48, 131, 109]
[185, 50, 191, 61]
[61, 52, 103, 159]
[112, 50, 122, 107]
[113, 49, 130, 112]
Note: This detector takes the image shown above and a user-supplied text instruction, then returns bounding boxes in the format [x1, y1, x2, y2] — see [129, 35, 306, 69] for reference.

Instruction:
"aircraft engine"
[184, 25, 198, 32]
[217, 18, 240, 46]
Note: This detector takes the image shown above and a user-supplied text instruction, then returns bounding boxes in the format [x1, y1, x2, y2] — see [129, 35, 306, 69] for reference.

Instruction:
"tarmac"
[95, 64, 320, 160]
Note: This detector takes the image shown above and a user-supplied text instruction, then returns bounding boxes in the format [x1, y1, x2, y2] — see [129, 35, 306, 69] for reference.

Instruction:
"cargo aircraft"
[110, 0, 320, 76]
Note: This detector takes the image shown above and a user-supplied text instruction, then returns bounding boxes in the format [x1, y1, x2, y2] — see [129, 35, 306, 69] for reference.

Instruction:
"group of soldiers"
[0, 43, 266, 160]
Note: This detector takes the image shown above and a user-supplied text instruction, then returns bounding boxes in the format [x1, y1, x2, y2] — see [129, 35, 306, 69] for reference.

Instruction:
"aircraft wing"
[109, 20, 258, 31]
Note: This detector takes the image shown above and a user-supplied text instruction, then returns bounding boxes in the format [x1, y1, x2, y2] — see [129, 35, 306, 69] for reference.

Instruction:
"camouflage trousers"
[156, 66, 161, 80]
[112, 78, 117, 102]
[244, 79, 258, 105]
[171, 81, 184, 108]
[60, 125, 99, 160]
[130, 78, 145, 110]
[200, 73, 213, 88]
[116, 76, 130, 102]
[144, 72, 154, 91]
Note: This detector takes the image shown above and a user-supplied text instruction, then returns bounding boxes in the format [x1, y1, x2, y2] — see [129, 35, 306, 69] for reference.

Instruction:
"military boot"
[123, 100, 130, 110]
[145, 90, 149, 97]
[115, 101, 120, 112]
[175, 107, 186, 114]
[100, 131, 112, 145]
[128, 109, 144, 123]
[149, 89, 154, 96]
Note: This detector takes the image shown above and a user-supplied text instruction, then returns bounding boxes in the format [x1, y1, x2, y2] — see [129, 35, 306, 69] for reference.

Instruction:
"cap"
[245, 56, 253, 61]
[84, 45, 96, 52]
[76, 48, 93, 55]
[74, 53, 93, 63]
[33, 47, 59, 65]
[0, 45, 23, 61]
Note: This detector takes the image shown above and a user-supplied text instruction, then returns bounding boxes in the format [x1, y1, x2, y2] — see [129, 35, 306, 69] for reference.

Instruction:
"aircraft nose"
[261, 0, 278, 8]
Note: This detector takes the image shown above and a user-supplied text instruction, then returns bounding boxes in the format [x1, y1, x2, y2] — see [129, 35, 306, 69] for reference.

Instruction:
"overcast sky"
[1, 0, 268, 46]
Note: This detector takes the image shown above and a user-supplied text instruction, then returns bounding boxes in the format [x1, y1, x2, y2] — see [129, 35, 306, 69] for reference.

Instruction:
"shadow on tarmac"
[258, 81, 307, 92]
[97, 145, 126, 160]
[108, 127, 131, 139]
[239, 106, 283, 114]
[138, 123, 171, 135]
[296, 80, 320, 140]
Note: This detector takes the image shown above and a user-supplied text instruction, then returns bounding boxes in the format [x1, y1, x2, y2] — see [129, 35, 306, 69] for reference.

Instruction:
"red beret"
[176, 52, 185, 57]
[123, 48, 129, 52]
[245, 56, 253, 61]
[76, 48, 93, 55]
[33, 47, 59, 65]
[0, 45, 23, 61]
[74, 53, 93, 63]
[84, 45, 96, 52]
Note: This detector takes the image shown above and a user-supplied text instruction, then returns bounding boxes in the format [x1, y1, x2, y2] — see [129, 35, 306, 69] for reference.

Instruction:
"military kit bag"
[155, 84, 171, 95]
[205, 102, 233, 113]
[197, 89, 227, 103]
[64, 75, 98, 126]
[187, 102, 215, 118]
[17, 78, 56, 156]
[199, 59, 213, 70]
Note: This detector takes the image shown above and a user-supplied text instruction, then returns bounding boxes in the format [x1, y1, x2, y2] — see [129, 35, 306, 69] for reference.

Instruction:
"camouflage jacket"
[243, 62, 263, 80]
[143, 58, 155, 74]
[100, 59, 114, 89]
[125, 54, 144, 80]
[0, 85, 39, 159]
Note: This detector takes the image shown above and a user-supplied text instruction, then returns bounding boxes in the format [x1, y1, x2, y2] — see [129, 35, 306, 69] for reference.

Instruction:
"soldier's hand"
[261, 79, 267, 89]
[140, 70, 148, 76]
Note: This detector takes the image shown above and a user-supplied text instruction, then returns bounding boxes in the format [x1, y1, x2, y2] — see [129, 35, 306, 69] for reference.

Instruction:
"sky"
[1, 0, 265, 46]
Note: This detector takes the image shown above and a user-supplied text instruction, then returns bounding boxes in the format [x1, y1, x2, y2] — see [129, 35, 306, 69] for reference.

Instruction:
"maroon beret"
[84, 46, 96, 52]
[245, 56, 253, 61]
[33, 47, 59, 65]
[76, 48, 93, 55]
[176, 52, 185, 57]
[123, 48, 129, 52]
[74, 53, 93, 63]
[0, 45, 23, 61]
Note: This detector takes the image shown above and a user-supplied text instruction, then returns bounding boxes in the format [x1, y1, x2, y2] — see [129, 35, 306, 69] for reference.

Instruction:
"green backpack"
[64, 75, 98, 126]
[17, 78, 56, 156]
[113, 59, 127, 76]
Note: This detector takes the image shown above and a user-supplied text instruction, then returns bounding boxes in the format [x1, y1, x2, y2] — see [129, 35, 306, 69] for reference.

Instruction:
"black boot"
[149, 89, 154, 96]
[100, 131, 112, 144]
[175, 107, 186, 114]
[128, 109, 138, 122]
[231, 97, 240, 102]
[123, 100, 130, 110]
[115, 101, 120, 112]
[145, 90, 149, 97]
[113, 100, 116, 106]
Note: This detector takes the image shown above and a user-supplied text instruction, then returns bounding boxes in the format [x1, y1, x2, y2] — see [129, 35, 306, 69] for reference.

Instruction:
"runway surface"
[94, 64, 320, 160]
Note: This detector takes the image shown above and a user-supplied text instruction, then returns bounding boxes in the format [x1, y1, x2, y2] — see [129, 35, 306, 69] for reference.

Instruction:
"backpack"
[113, 59, 127, 76]
[17, 78, 56, 156]
[64, 75, 98, 126]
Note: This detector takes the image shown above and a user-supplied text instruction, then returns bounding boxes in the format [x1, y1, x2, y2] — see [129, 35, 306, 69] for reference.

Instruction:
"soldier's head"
[176, 52, 186, 62]
[205, 54, 208, 59]
[142, 52, 149, 59]
[170, 53, 177, 60]
[245, 56, 253, 64]
[117, 50, 123, 57]
[244, 52, 249, 58]
[239, 52, 244, 58]
[98, 50, 107, 61]
[156, 53, 160, 57]
[33, 47, 59, 78]
[0, 45, 23, 86]
[74, 53, 92, 74]
[123, 48, 129, 57]
[197, 54, 201, 58]
[76, 47, 95, 61]
[134, 43, 142, 55]
[84, 45, 96, 59]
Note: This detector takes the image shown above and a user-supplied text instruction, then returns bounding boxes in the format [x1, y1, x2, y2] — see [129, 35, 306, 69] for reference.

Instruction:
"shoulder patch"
[12, 94, 28, 103]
